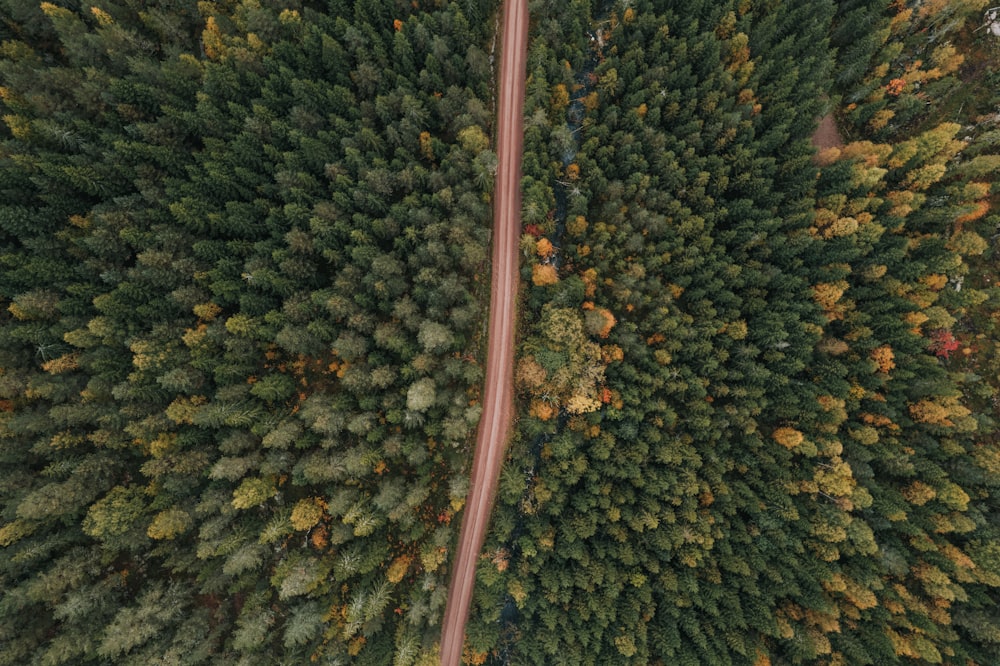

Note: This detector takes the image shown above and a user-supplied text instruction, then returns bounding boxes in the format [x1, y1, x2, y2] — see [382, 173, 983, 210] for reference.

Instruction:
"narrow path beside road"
[439, 0, 528, 663]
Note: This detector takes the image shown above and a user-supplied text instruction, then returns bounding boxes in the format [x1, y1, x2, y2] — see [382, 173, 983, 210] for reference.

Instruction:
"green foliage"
[471, 0, 1000, 663]
[5, 0, 1000, 662]
[82, 485, 148, 540]
[0, 0, 496, 662]
[406, 377, 438, 412]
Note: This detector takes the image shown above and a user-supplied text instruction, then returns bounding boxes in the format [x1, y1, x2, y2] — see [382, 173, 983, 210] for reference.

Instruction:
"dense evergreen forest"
[0, 0, 497, 663]
[466, 0, 1000, 664]
[4, 0, 1000, 664]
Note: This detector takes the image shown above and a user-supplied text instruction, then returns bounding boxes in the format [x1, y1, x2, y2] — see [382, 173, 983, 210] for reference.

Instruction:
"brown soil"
[439, 1, 528, 664]
[812, 113, 845, 152]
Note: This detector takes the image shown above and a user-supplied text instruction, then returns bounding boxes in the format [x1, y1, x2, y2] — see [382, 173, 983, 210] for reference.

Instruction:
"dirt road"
[439, 0, 528, 663]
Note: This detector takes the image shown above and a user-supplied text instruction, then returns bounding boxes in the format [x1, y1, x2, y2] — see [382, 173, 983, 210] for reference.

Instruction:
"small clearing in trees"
[812, 113, 844, 152]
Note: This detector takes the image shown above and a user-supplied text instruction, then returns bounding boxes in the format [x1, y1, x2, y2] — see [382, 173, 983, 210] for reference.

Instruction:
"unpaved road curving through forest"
[439, 0, 528, 663]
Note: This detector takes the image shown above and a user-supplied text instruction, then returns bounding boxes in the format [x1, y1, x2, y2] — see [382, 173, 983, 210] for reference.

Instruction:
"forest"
[2, 0, 1000, 664]
[467, 0, 1000, 664]
[0, 0, 497, 663]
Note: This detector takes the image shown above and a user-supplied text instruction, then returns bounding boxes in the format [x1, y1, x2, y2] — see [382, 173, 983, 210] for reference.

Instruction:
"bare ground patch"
[812, 113, 845, 152]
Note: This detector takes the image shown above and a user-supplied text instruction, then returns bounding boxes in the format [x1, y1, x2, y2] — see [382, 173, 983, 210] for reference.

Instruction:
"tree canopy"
[3, 0, 1000, 664]
[467, 0, 1000, 664]
[0, 0, 495, 663]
